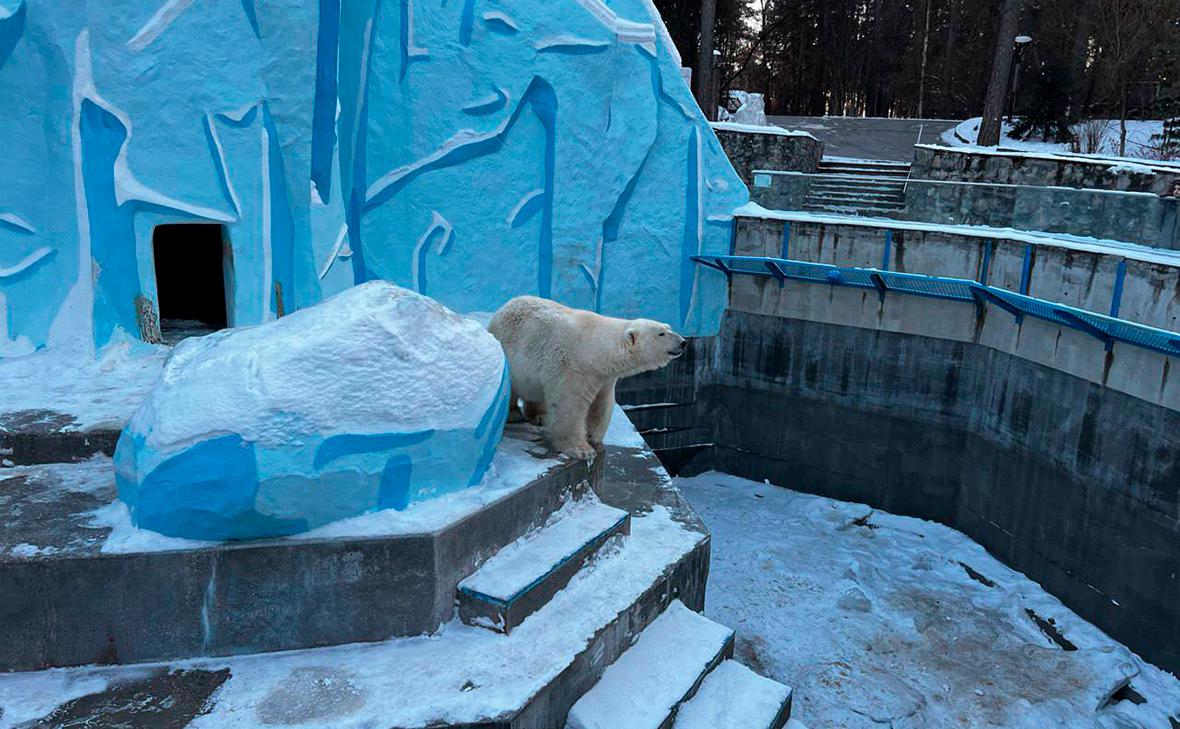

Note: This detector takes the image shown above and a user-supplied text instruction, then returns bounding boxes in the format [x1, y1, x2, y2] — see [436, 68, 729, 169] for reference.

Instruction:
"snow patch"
[710, 121, 815, 139]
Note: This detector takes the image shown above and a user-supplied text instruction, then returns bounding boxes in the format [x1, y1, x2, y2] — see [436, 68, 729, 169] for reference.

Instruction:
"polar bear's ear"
[624, 325, 640, 348]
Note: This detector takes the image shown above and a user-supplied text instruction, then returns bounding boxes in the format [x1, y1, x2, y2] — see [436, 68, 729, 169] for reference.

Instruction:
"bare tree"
[978, 0, 1024, 146]
[1093, 0, 1169, 155]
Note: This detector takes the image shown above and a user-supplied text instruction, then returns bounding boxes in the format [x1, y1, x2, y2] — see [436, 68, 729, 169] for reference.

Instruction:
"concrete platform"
[0, 347, 166, 466]
[0, 440, 712, 729]
[0, 424, 600, 671]
[0, 408, 121, 466]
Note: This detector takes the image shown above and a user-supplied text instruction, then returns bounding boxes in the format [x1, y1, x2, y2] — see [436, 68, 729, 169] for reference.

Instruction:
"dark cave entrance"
[152, 224, 231, 344]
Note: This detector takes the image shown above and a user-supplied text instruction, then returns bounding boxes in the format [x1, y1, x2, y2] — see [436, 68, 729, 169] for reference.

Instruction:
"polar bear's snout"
[667, 333, 688, 358]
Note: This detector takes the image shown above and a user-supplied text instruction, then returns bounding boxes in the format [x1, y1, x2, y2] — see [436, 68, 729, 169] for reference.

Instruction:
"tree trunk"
[1066, 0, 1093, 118]
[917, 0, 932, 118]
[694, 0, 718, 120]
[978, 0, 1023, 146]
[1119, 85, 1128, 156]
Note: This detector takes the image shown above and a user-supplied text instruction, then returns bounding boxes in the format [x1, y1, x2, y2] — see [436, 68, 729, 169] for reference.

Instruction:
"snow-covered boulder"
[113, 282, 510, 541]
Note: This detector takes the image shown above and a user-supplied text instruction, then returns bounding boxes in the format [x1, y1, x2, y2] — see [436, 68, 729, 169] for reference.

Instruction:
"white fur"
[488, 296, 686, 459]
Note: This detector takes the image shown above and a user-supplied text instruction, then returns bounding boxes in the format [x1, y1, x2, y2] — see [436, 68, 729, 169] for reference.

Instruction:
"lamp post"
[1007, 35, 1033, 123]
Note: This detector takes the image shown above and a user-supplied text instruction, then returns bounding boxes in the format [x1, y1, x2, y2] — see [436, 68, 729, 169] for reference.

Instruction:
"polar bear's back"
[490, 296, 583, 356]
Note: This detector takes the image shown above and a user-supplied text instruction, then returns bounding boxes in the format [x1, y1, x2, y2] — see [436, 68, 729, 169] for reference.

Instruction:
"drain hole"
[1024, 608, 1077, 651]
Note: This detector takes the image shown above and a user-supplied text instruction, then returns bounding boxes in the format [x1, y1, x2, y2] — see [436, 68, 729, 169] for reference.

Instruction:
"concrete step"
[457, 496, 630, 633]
[808, 190, 905, 204]
[818, 158, 911, 175]
[811, 179, 901, 189]
[0, 437, 715, 729]
[803, 203, 904, 216]
[805, 194, 905, 209]
[672, 660, 793, 729]
[566, 600, 735, 729]
[0, 426, 602, 670]
[811, 180, 901, 191]
[812, 172, 910, 182]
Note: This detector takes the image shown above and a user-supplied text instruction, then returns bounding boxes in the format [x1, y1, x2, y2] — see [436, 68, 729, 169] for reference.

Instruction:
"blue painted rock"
[114, 281, 509, 540]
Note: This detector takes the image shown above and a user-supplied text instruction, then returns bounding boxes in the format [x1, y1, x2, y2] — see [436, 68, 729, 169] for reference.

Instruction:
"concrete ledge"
[0, 409, 120, 465]
[0, 443, 712, 729]
[0, 426, 599, 671]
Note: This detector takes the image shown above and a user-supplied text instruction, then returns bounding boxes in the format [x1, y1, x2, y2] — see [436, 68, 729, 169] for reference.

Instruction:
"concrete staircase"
[457, 496, 631, 633]
[804, 157, 910, 216]
[567, 601, 792, 729]
[0, 414, 792, 729]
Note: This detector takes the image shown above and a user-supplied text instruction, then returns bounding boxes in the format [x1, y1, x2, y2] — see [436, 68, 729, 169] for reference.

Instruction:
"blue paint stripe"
[459, 0, 475, 45]
[314, 430, 434, 470]
[679, 126, 701, 328]
[780, 221, 791, 260]
[1020, 244, 1034, 295]
[310, 0, 340, 198]
[881, 230, 893, 271]
[1111, 260, 1127, 318]
[468, 382, 510, 486]
[980, 240, 994, 286]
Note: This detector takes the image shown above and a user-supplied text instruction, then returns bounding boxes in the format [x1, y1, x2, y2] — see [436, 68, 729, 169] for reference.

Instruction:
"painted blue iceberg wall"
[0, 0, 746, 356]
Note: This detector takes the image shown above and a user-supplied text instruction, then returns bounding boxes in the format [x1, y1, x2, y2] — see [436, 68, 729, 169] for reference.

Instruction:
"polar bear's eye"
[658, 332, 666, 337]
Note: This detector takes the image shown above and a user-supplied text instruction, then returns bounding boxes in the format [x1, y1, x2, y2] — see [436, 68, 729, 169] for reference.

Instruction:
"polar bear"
[488, 296, 687, 459]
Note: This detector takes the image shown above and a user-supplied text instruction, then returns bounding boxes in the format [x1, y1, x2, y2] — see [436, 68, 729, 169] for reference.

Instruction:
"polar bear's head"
[623, 319, 687, 374]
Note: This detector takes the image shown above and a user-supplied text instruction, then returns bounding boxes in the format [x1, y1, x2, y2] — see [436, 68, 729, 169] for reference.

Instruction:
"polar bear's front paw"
[559, 441, 597, 461]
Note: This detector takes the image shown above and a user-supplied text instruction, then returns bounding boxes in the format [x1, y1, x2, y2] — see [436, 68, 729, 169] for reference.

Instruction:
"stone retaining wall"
[711, 124, 824, 184]
[912, 144, 1180, 195]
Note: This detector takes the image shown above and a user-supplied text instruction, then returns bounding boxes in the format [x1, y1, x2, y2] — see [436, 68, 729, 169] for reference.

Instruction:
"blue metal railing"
[693, 253, 1180, 358]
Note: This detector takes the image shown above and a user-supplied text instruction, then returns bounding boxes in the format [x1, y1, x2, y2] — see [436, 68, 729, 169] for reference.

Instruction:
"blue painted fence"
[693, 253, 1180, 358]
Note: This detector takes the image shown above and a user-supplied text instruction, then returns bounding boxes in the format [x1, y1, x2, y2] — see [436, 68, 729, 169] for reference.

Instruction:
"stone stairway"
[0, 412, 793, 729]
[457, 495, 631, 633]
[804, 157, 910, 216]
[567, 600, 792, 729]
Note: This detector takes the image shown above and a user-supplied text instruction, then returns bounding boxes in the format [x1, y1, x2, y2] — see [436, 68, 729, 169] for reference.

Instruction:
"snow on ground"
[0, 341, 167, 431]
[943, 117, 1173, 163]
[677, 471, 1180, 728]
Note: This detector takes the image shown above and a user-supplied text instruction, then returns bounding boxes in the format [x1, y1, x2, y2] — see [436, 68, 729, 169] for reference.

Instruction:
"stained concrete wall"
[619, 305, 1180, 675]
[736, 216, 1180, 339]
[902, 180, 1176, 249]
[912, 145, 1180, 196]
[748, 172, 1179, 249]
[712, 126, 823, 185]
[618, 213, 1180, 674]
